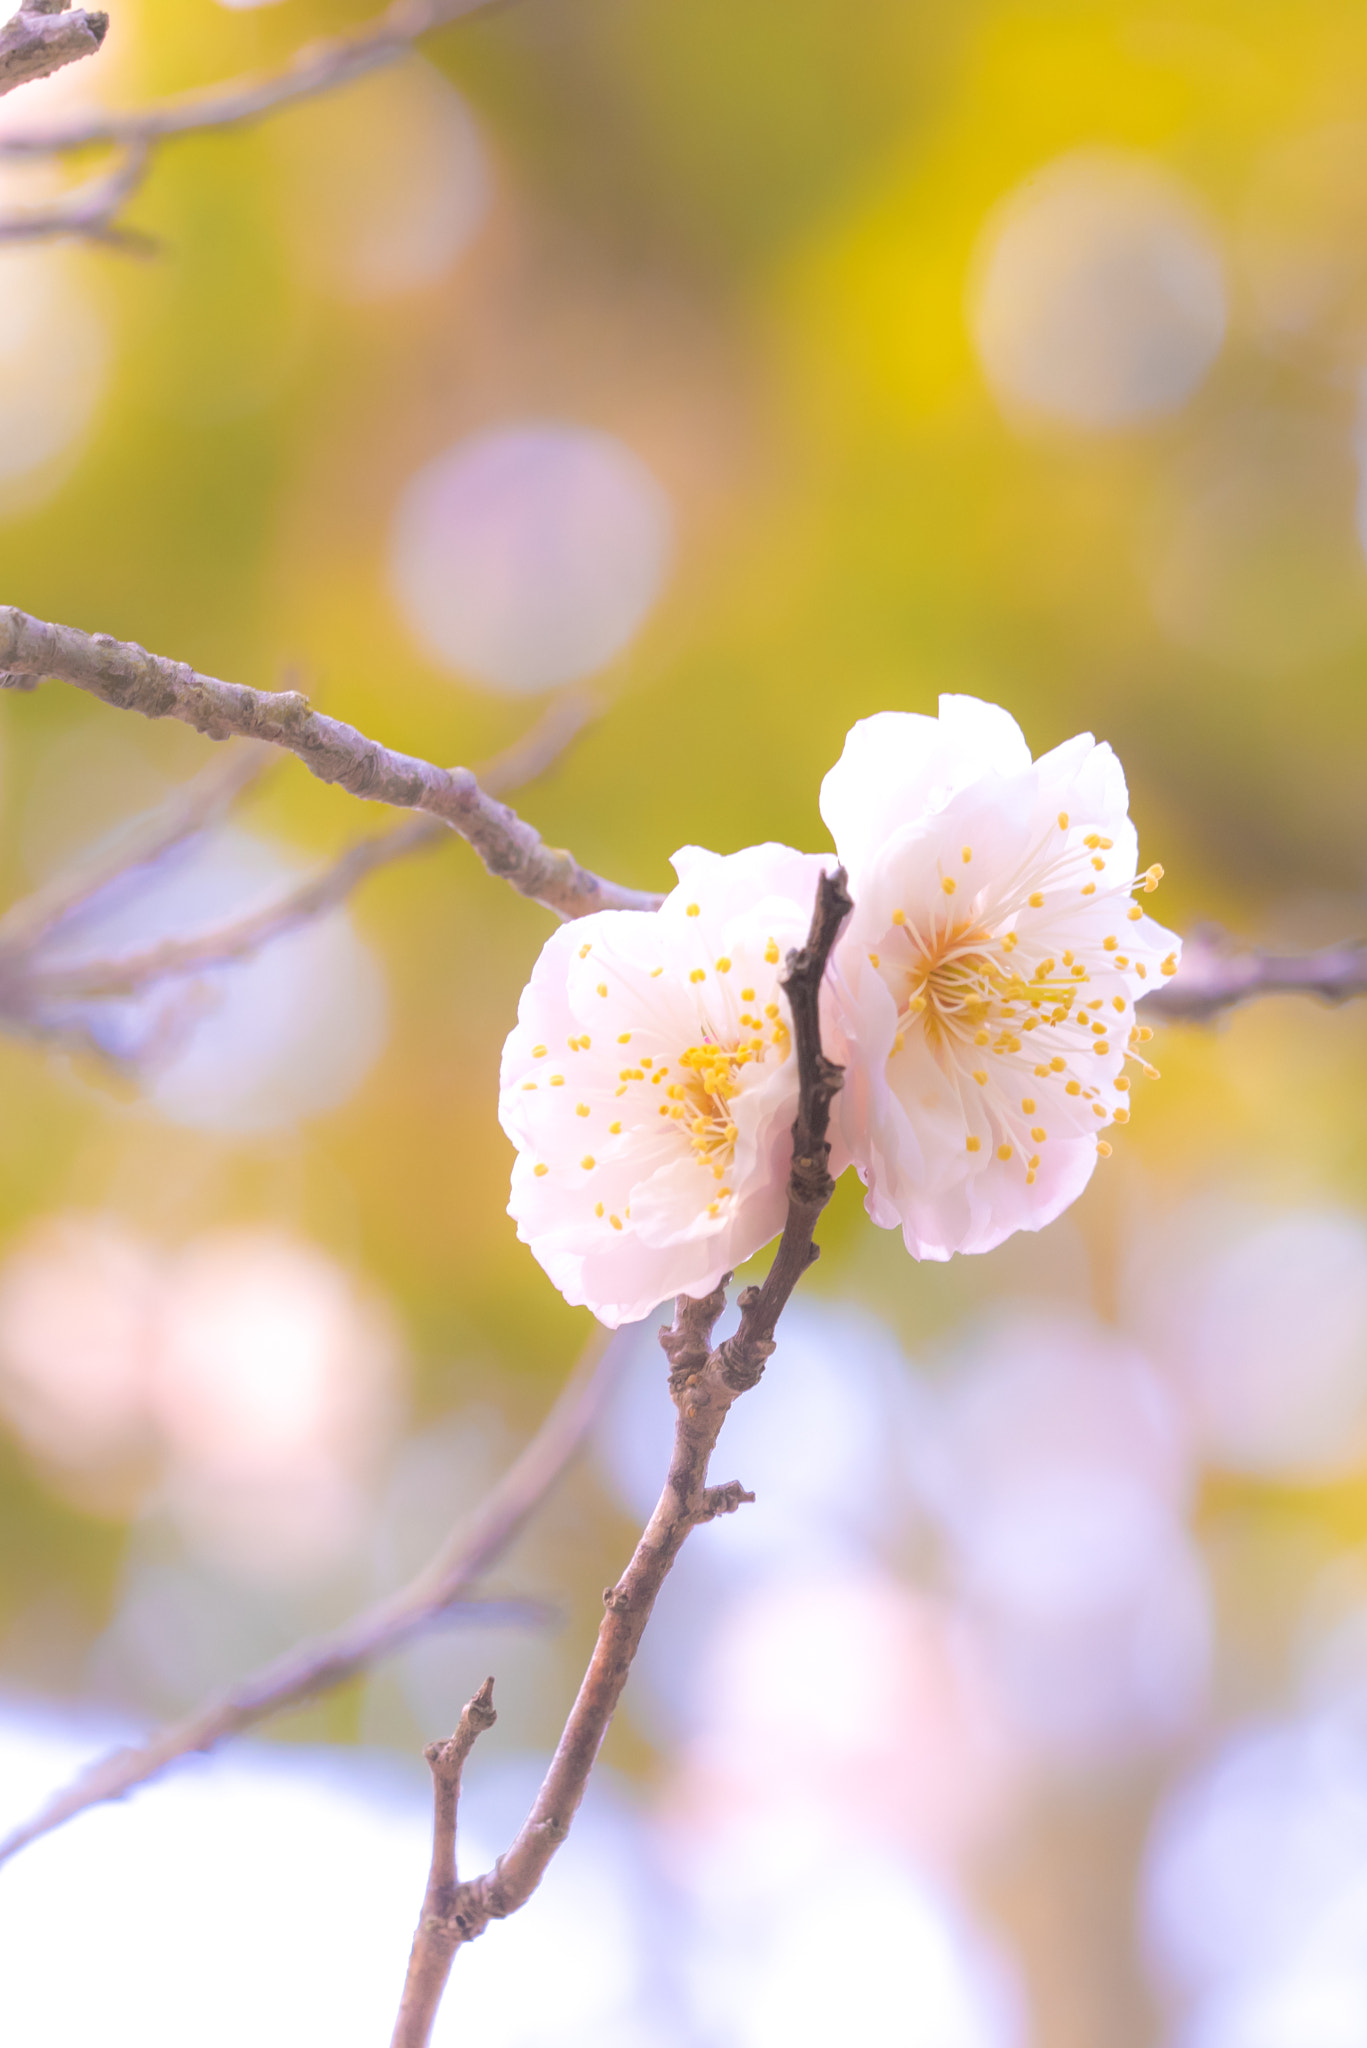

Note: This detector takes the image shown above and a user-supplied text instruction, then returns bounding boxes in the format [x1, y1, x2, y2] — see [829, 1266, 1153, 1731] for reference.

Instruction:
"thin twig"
[0, 741, 271, 960]
[0, 608, 661, 922]
[0, 0, 498, 242]
[391, 1678, 498, 2048]
[1139, 923, 1367, 1023]
[0, 0, 107, 100]
[0, 1334, 620, 1870]
[0, 142, 153, 250]
[388, 868, 854, 2048]
[9, 693, 597, 1002]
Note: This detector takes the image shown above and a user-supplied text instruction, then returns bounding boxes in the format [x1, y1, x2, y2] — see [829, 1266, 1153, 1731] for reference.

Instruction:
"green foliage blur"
[6, 2, 1367, 2035]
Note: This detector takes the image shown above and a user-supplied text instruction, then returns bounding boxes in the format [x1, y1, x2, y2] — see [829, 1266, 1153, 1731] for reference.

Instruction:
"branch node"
[602, 1584, 629, 1612]
[694, 1481, 756, 1523]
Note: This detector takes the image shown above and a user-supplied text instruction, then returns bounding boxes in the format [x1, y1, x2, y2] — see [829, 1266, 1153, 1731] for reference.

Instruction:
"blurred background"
[3, 1, 1367, 2042]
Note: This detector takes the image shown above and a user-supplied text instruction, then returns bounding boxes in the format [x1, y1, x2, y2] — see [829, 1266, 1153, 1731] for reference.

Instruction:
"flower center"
[675, 1039, 768, 1180]
[896, 920, 1080, 1052]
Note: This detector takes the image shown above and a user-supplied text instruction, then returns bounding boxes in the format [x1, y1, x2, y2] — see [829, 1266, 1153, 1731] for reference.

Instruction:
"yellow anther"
[1026, 1170, 1037, 1186]
[1050, 1056, 1066, 1072]
[1022, 1097, 1036, 1113]
[1092, 1020, 1106, 1034]
[1143, 865, 1164, 892]
[998, 1144, 1013, 1162]
[765, 939, 779, 963]
[869, 953, 880, 968]
[764, 1003, 780, 1019]
[595, 1203, 604, 1218]
[616, 1085, 628, 1097]
[1103, 936, 1118, 952]
[716, 957, 732, 973]
[1094, 1041, 1110, 1055]
[1062, 951, 1074, 965]
[689, 968, 706, 983]
[1097, 1140, 1112, 1157]
[579, 943, 591, 959]
[610, 1214, 623, 1230]
[1066, 1080, 1082, 1096]
[1091, 856, 1106, 871]
[617, 1032, 631, 1044]
[686, 903, 701, 917]
[668, 1085, 685, 1100]
[1028, 1153, 1041, 1169]
[550, 1074, 565, 1086]
[658, 1104, 669, 1116]
[1031, 1127, 1046, 1144]
[975, 1029, 990, 1046]
[1127, 905, 1143, 921]
[1071, 965, 1087, 979]
[609, 1121, 621, 1134]
[1161, 953, 1178, 976]
[1112, 1106, 1130, 1123]
[1034, 1064, 1050, 1078]
[1028, 891, 1044, 908]
[942, 876, 957, 896]
[576, 1103, 590, 1117]
[892, 1033, 905, 1053]
[1058, 812, 1069, 829]
[974, 1070, 988, 1085]
[1115, 1075, 1130, 1090]
[1136, 962, 1148, 980]
[1082, 883, 1096, 895]
[1003, 931, 1018, 951]
[597, 983, 608, 998]
[522, 1081, 537, 1091]
[534, 1163, 549, 1176]
[1093, 1103, 1106, 1117]
[532, 1045, 547, 1058]
[892, 908, 907, 925]
[741, 987, 755, 1001]
[966, 1135, 981, 1153]
[581, 1156, 595, 1170]
[1112, 996, 1125, 1012]
[707, 1202, 720, 1218]
[1116, 956, 1129, 968]
[651, 967, 663, 978]
[962, 846, 973, 862]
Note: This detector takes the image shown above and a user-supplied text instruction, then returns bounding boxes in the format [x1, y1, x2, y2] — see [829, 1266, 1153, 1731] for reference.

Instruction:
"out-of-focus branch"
[388, 869, 854, 2048]
[0, 741, 270, 959]
[8, 692, 596, 1003]
[0, 0, 107, 100]
[1139, 924, 1367, 1023]
[0, 1335, 620, 1871]
[0, 608, 661, 921]
[0, 141, 151, 249]
[0, 0, 498, 243]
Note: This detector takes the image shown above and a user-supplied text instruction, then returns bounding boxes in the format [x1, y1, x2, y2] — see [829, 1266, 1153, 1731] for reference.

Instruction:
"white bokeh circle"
[970, 149, 1226, 429]
[389, 422, 674, 692]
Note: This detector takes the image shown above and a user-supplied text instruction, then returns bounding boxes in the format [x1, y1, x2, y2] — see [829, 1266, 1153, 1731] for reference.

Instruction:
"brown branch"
[0, 0, 107, 100]
[388, 867, 854, 2048]
[7, 692, 597, 1003]
[1139, 924, 1367, 1023]
[0, 1334, 620, 1870]
[0, 608, 660, 922]
[0, 0, 498, 242]
[390, 1678, 499, 2048]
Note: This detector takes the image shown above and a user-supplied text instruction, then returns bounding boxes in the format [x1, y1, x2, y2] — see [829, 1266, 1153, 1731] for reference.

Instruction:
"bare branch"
[0, 0, 108, 100]
[391, 1678, 498, 2048]
[0, 141, 152, 249]
[385, 870, 854, 2046]
[0, 608, 661, 922]
[0, 0, 494, 151]
[3, 691, 596, 1003]
[0, 1335, 620, 1870]
[0, 0, 499, 241]
[0, 741, 271, 960]
[1140, 923, 1367, 1023]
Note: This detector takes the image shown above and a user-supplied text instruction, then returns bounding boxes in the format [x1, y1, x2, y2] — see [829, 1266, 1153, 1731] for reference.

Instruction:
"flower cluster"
[499, 699, 1180, 1327]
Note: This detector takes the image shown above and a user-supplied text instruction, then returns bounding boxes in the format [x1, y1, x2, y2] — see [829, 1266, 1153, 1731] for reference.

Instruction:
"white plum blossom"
[499, 843, 842, 1327]
[821, 697, 1179, 1261]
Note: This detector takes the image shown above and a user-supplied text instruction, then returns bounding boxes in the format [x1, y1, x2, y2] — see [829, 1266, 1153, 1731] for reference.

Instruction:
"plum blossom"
[499, 843, 841, 1327]
[821, 697, 1179, 1260]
